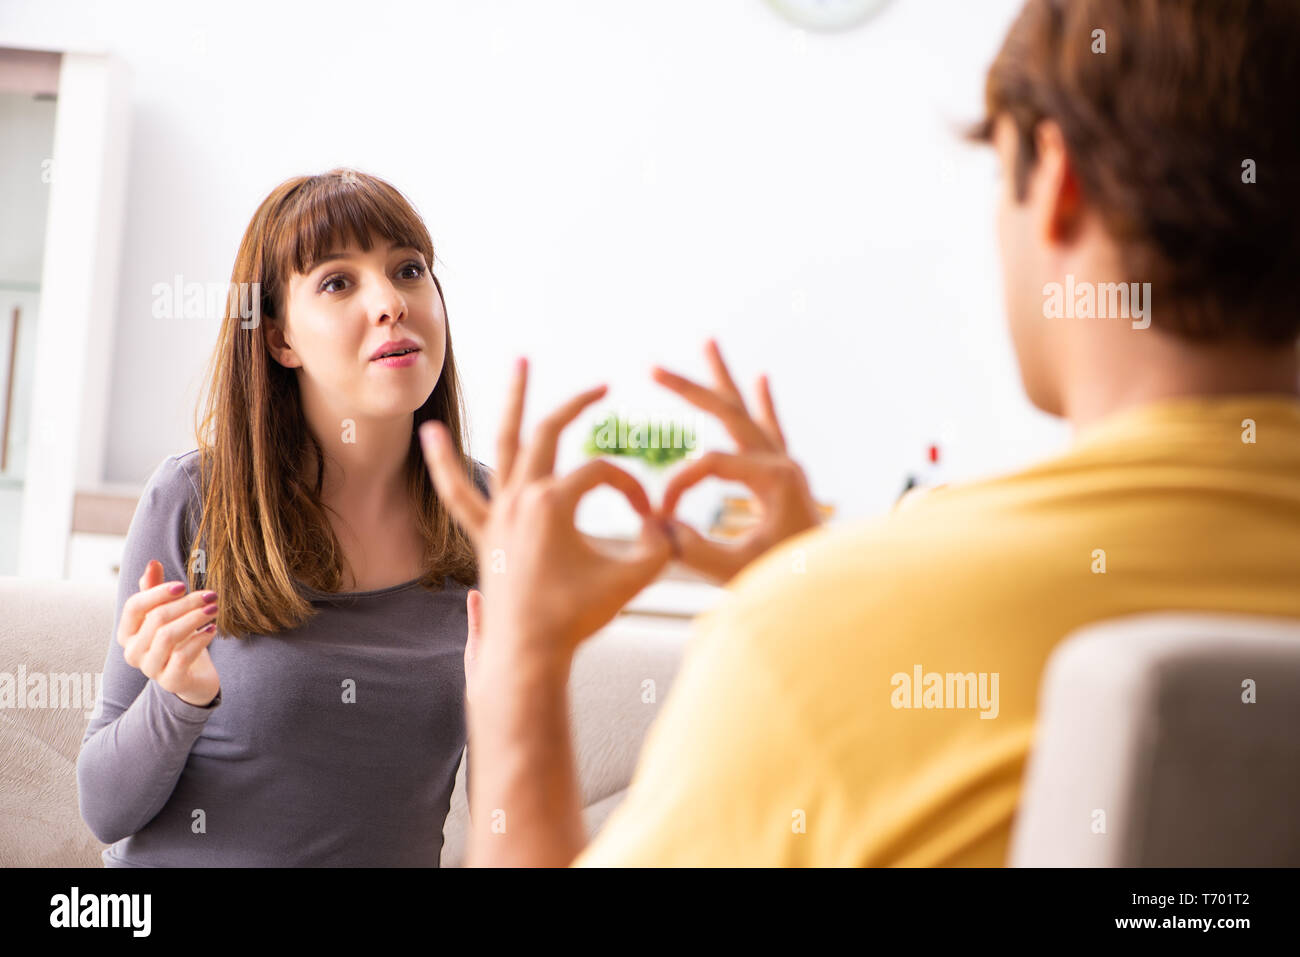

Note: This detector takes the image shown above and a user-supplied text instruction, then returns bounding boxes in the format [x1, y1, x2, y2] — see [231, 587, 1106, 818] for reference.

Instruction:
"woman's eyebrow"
[309, 242, 419, 270]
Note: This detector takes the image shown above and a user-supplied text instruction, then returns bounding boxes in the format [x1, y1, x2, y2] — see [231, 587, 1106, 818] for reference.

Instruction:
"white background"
[1, 0, 1070, 530]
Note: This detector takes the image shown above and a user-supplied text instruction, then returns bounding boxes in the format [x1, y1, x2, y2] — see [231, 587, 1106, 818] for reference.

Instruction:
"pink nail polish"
[168, 582, 186, 595]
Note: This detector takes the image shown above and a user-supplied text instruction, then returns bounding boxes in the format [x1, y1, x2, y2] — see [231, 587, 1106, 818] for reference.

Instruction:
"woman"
[77, 168, 488, 866]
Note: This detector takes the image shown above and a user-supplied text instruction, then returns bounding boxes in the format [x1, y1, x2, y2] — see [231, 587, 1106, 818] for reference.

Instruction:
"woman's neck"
[301, 416, 415, 519]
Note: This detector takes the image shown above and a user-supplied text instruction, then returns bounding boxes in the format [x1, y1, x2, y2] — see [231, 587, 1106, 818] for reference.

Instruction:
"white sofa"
[11, 573, 1296, 867]
[0, 575, 690, 867]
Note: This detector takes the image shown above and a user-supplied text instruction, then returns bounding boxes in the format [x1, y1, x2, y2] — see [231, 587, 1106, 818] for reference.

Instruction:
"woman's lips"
[371, 350, 421, 368]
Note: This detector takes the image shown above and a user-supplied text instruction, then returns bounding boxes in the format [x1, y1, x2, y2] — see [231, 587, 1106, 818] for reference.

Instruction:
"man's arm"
[421, 346, 819, 866]
[419, 361, 671, 867]
[466, 642, 585, 866]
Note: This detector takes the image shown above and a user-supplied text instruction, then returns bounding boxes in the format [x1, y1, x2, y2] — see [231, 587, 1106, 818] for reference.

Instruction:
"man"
[421, 0, 1300, 866]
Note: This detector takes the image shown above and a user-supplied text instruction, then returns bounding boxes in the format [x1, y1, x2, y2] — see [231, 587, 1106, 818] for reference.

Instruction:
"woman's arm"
[77, 455, 221, 845]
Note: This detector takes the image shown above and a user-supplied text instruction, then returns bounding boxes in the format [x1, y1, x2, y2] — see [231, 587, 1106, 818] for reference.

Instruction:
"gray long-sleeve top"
[77, 449, 479, 866]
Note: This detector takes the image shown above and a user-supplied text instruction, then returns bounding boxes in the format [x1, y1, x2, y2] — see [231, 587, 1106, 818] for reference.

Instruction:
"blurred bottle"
[897, 443, 947, 507]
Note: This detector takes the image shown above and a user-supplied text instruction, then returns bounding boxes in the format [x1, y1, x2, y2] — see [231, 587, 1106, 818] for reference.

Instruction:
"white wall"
[0, 0, 1069, 524]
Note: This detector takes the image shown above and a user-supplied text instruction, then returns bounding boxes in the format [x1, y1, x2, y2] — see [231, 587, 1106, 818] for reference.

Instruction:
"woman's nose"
[367, 277, 406, 324]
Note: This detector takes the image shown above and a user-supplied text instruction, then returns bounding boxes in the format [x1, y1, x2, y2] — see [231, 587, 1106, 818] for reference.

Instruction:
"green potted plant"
[582, 412, 697, 526]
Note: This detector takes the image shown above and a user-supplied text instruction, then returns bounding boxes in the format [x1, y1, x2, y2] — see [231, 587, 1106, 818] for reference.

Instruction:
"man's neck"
[1061, 327, 1300, 432]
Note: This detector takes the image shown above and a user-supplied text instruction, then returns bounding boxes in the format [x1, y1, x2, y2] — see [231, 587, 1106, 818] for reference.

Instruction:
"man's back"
[573, 394, 1300, 865]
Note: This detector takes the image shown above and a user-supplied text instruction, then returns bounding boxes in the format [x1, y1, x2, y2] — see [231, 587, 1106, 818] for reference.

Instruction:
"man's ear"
[1031, 120, 1085, 247]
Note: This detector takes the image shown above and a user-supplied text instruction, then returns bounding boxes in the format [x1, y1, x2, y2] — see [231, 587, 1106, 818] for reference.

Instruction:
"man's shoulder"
[731, 475, 1042, 599]
[699, 468, 1079, 672]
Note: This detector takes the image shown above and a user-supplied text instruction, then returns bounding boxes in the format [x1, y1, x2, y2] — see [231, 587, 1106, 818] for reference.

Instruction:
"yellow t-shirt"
[572, 394, 1300, 866]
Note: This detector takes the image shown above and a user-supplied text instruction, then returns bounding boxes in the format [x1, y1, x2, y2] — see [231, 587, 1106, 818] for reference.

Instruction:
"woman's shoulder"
[470, 458, 494, 499]
[171, 448, 204, 493]
[118, 450, 206, 589]
[142, 449, 203, 509]
[134, 449, 204, 544]
[138, 448, 199, 500]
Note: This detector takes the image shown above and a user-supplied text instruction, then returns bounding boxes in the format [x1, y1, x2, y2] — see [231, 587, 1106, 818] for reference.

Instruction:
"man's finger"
[665, 517, 748, 581]
[465, 589, 483, 666]
[703, 339, 747, 409]
[467, 589, 483, 641]
[753, 374, 788, 452]
[554, 459, 653, 516]
[660, 450, 785, 516]
[494, 358, 528, 496]
[650, 366, 771, 451]
[516, 385, 608, 482]
[583, 512, 674, 610]
[420, 421, 489, 537]
[615, 514, 674, 588]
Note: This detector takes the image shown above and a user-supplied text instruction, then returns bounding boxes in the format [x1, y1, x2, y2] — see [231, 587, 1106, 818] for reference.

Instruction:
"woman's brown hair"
[186, 168, 478, 638]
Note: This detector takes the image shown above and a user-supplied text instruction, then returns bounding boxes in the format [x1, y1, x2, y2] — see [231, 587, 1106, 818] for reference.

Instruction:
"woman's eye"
[318, 262, 422, 293]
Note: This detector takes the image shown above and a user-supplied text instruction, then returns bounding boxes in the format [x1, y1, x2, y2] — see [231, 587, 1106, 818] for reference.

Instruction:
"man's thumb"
[466, 589, 483, 642]
[666, 518, 710, 560]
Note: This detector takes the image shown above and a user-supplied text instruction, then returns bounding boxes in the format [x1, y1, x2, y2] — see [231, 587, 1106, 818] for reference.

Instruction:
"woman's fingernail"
[168, 582, 186, 595]
[202, 591, 217, 602]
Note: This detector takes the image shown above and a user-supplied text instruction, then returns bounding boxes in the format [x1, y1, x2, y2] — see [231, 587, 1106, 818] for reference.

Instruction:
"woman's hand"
[652, 339, 823, 586]
[118, 559, 221, 707]
[420, 359, 673, 662]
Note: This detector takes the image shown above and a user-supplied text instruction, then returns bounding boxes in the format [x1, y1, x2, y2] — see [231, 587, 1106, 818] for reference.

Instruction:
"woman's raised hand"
[118, 559, 221, 707]
[651, 339, 823, 586]
[420, 359, 673, 659]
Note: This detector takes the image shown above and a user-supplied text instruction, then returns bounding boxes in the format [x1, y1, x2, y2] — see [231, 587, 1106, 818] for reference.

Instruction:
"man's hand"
[420, 359, 674, 867]
[652, 339, 822, 586]
[420, 358, 673, 660]
[464, 588, 482, 710]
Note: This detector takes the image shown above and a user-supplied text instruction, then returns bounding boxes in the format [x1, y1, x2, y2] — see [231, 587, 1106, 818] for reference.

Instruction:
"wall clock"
[765, 0, 895, 32]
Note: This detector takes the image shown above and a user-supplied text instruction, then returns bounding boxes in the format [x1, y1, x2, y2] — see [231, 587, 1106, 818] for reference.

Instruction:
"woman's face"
[269, 235, 447, 427]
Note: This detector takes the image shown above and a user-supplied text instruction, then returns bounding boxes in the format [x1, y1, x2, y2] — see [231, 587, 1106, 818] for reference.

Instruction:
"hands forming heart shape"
[420, 339, 822, 684]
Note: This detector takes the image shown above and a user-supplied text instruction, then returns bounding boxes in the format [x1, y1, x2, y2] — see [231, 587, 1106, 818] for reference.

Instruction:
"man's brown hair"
[969, 0, 1300, 343]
